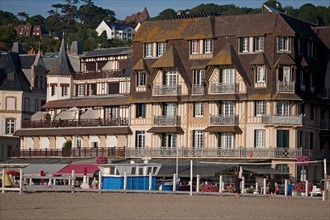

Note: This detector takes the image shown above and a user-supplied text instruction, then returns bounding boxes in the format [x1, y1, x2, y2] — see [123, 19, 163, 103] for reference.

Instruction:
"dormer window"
[239, 37, 249, 53]
[277, 36, 291, 52]
[144, 43, 153, 58]
[157, 43, 165, 57]
[254, 37, 264, 52]
[256, 67, 266, 83]
[189, 39, 213, 55]
[204, 39, 212, 53]
[191, 40, 199, 54]
[144, 42, 166, 58]
[137, 71, 146, 87]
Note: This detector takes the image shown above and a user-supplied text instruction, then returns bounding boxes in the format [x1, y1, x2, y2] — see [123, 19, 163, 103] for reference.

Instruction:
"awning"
[55, 111, 75, 120]
[204, 126, 242, 133]
[243, 167, 290, 175]
[147, 126, 184, 134]
[14, 127, 132, 136]
[54, 164, 99, 178]
[22, 164, 69, 177]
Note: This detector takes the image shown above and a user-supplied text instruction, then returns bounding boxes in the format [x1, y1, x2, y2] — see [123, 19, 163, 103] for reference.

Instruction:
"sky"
[1, 0, 329, 20]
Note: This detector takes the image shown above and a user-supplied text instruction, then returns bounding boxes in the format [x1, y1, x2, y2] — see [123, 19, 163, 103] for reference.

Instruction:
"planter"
[301, 192, 305, 196]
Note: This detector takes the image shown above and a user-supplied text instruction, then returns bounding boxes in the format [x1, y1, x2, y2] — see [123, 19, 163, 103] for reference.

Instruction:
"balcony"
[261, 114, 303, 126]
[154, 115, 181, 126]
[211, 83, 238, 94]
[210, 115, 238, 126]
[153, 84, 181, 95]
[276, 81, 295, 93]
[192, 84, 204, 95]
[126, 147, 302, 159]
[21, 117, 129, 128]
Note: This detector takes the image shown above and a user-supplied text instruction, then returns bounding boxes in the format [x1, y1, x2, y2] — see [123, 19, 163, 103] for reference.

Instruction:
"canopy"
[54, 164, 99, 178]
[22, 164, 68, 177]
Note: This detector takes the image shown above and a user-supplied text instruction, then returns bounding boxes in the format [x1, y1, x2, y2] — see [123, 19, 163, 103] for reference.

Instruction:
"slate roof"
[105, 22, 134, 31]
[47, 38, 75, 76]
[0, 51, 31, 92]
[19, 54, 37, 69]
[84, 47, 131, 58]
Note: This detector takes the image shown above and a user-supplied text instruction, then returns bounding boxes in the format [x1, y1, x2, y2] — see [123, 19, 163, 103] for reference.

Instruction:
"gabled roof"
[250, 53, 271, 67]
[274, 53, 296, 67]
[150, 46, 191, 86]
[47, 37, 75, 76]
[134, 16, 215, 42]
[132, 58, 147, 70]
[207, 43, 251, 85]
[19, 54, 37, 69]
[105, 21, 134, 31]
[0, 52, 31, 92]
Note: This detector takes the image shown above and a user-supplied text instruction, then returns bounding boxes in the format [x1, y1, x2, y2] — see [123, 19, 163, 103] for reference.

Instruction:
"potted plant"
[293, 181, 313, 196]
[62, 140, 72, 157]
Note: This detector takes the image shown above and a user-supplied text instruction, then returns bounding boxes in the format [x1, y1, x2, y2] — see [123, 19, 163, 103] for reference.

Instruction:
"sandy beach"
[1, 192, 329, 220]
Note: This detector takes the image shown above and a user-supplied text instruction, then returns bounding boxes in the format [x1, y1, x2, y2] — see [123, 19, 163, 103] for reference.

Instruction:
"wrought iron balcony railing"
[192, 84, 204, 94]
[276, 81, 295, 93]
[261, 114, 303, 126]
[153, 84, 181, 95]
[154, 115, 181, 126]
[210, 115, 238, 126]
[211, 83, 238, 94]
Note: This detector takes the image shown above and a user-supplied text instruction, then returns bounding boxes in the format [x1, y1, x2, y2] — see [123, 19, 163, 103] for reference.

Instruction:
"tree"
[263, 0, 284, 12]
[152, 9, 176, 20]
[0, 26, 17, 48]
[298, 3, 319, 24]
[17, 12, 29, 21]
[0, 10, 19, 26]
[26, 15, 46, 26]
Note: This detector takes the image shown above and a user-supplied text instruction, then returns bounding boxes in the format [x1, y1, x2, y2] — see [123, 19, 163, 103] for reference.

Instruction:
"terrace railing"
[210, 115, 238, 126]
[154, 115, 181, 126]
[211, 83, 238, 94]
[125, 147, 302, 159]
[153, 84, 181, 96]
[276, 81, 295, 93]
[21, 117, 129, 128]
[261, 114, 303, 126]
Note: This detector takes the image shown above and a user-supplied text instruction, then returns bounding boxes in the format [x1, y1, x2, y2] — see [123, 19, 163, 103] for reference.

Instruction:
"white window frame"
[255, 100, 266, 116]
[136, 131, 145, 149]
[162, 133, 177, 149]
[164, 103, 177, 116]
[194, 102, 203, 117]
[222, 101, 235, 116]
[164, 70, 177, 86]
[144, 43, 153, 58]
[191, 40, 199, 54]
[277, 101, 290, 115]
[220, 69, 235, 84]
[51, 85, 56, 96]
[278, 36, 290, 52]
[5, 119, 15, 134]
[77, 84, 85, 96]
[255, 129, 265, 148]
[254, 37, 264, 52]
[193, 130, 203, 149]
[240, 37, 249, 53]
[137, 71, 146, 87]
[204, 39, 212, 53]
[220, 133, 233, 149]
[157, 42, 165, 57]
[62, 85, 68, 96]
[193, 69, 205, 85]
[256, 67, 266, 83]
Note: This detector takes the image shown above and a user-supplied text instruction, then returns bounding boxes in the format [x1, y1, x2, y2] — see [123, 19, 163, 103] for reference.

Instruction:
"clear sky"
[1, 0, 329, 20]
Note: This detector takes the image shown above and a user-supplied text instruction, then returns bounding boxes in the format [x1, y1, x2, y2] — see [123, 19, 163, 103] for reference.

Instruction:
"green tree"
[263, 0, 283, 12]
[298, 3, 319, 24]
[0, 10, 19, 26]
[0, 26, 17, 49]
[26, 15, 46, 26]
[17, 12, 29, 21]
[152, 8, 176, 20]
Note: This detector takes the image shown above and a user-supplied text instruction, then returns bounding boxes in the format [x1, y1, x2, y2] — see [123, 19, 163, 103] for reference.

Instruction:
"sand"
[1, 192, 329, 220]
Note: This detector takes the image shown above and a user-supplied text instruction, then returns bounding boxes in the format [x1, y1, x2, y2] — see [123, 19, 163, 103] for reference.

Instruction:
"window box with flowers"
[293, 181, 313, 196]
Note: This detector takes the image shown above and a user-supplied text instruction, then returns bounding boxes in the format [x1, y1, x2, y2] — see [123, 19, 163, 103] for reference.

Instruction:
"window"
[220, 69, 235, 84]
[309, 132, 314, 150]
[297, 38, 303, 55]
[137, 72, 146, 86]
[157, 43, 165, 57]
[51, 85, 56, 96]
[105, 107, 119, 119]
[277, 36, 290, 52]
[221, 101, 235, 116]
[108, 82, 119, 94]
[136, 131, 145, 148]
[299, 103, 305, 115]
[190, 40, 199, 54]
[24, 97, 30, 111]
[256, 67, 266, 83]
[254, 37, 263, 52]
[300, 70, 305, 86]
[204, 39, 212, 53]
[255, 100, 266, 116]
[76, 136, 82, 148]
[161, 134, 176, 149]
[193, 130, 203, 149]
[193, 70, 205, 85]
[239, 37, 249, 53]
[5, 119, 15, 134]
[164, 103, 177, 116]
[277, 101, 290, 115]
[163, 71, 177, 86]
[61, 85, 68, 96]
[194, 102, 203, 117]
[88, 84, 96, 96]
[6, 97, 16, 110]
[254, 129, 265, 148]
[144, 43, 153, 58]
[277, 130, 289, 148]
[136, 103, 146, 118]
[219, 133, 233, 149]
[278, 66, 291, 83]
[35, 99, 39, 111]
[77, 84, 84, 96]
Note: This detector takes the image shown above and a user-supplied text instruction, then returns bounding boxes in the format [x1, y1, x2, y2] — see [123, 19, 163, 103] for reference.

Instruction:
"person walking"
[287, 179, 293, 199]
[234, 173, 242, 199]
[268, 174, 276, 199]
